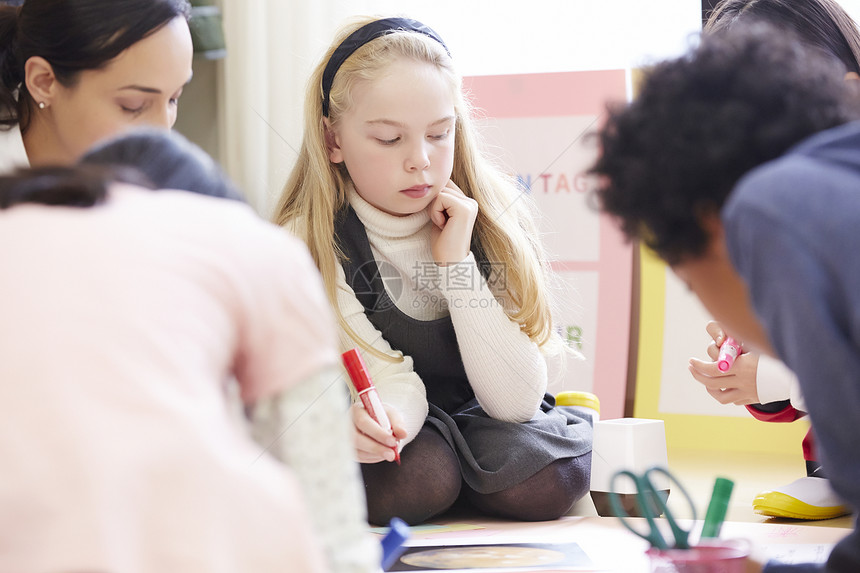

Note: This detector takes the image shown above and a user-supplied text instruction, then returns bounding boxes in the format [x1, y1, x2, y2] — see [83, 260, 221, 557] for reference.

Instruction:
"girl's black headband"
[321, 17, 450, 117]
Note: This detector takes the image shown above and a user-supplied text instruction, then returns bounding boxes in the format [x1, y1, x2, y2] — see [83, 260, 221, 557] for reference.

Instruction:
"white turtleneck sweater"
[336, 190, 549, 447]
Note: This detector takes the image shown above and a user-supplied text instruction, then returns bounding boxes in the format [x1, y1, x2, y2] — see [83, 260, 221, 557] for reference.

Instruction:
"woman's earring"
[38, 102, 46, 109]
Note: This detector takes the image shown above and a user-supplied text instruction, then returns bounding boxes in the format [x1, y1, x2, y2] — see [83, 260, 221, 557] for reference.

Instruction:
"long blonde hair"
[273, 16, 561, 359]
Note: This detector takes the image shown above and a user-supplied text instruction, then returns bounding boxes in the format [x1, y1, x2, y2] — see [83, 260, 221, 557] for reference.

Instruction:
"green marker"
[701, 477, 734, 538]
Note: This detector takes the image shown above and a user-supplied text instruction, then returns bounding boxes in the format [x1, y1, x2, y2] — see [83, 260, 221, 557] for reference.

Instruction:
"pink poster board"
[465, 71, 632, 419]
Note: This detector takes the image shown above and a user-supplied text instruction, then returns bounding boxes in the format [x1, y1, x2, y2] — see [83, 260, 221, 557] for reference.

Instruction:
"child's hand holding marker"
[688, 321, 761, 406]
[350, 402, 405, 464]
[343, 349, 405, 465]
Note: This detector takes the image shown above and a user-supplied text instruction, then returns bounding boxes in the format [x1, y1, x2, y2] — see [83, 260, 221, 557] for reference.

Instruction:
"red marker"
[342, 348, 400, 465]
[717, 336, 741, 372]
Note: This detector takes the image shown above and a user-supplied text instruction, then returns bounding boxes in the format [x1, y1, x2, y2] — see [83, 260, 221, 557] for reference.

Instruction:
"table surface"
[394, 448, 854, 572]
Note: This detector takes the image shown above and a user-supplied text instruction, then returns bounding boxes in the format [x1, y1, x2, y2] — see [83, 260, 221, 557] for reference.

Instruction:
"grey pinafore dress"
[336, 206, 593, 494]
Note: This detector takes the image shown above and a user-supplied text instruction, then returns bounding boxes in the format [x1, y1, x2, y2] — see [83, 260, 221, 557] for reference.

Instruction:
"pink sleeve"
[233, 230, 339, 404]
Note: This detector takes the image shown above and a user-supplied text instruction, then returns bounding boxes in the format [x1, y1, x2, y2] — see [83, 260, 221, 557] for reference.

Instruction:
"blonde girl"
[275, 16, 593, 525]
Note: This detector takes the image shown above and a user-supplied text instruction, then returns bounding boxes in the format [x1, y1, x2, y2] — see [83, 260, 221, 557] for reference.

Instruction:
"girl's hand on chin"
[429, 180, 478, 266]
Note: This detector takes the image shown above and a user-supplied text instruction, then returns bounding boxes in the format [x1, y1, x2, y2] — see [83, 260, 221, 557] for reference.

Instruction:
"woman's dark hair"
[0, 0, 191, 130]
[81, 129, 245, 202]
[0, 129, 244, 209]
[0, 164, 149, 209]
[591, 22, 860, 265]
[706, 0, 860, 74]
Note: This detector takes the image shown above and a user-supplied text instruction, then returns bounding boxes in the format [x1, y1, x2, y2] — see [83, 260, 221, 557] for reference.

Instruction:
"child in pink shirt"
[0, 131, 378, 573]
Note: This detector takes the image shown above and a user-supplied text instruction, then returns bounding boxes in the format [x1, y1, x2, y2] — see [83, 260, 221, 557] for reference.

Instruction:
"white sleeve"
[789, 374, 806, 412]
[336, 264, 429, 446]
[249, 365, 382, 573]
[439, 253, 547, 422]
[755, 354, 805, 411]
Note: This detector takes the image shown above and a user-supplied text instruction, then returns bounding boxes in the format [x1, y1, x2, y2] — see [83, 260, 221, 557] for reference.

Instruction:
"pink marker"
[717, 336, 741, 372]
[342, 348, 400, 465]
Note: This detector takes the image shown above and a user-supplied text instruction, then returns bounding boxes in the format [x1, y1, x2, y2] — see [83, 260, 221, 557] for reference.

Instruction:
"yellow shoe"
[753, 477, 851, 520]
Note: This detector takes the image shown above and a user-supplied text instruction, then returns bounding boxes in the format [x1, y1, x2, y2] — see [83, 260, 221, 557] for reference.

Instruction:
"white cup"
[590, 418, 669, 517]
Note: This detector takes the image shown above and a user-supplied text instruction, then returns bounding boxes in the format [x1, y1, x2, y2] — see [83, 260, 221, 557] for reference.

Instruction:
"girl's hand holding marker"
[688, 321, 759, 406]
[343, 349, 404, 465]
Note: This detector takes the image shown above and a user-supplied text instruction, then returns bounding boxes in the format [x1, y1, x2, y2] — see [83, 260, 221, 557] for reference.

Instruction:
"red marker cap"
[342, 348, 373, 393]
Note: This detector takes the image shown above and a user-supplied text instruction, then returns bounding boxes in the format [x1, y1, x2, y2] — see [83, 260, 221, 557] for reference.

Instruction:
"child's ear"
[24, 56, 59, 108]
[323, 118, 344, 164]
[845, 71, 860, 83]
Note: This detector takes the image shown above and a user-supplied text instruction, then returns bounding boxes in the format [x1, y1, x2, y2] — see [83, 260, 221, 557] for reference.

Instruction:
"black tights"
[361, 425, 591, 526]
[361, 425, 462, 526]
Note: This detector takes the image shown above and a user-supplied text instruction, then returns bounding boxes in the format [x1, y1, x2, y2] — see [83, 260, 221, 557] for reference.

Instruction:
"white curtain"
[218, 1, 313, 216]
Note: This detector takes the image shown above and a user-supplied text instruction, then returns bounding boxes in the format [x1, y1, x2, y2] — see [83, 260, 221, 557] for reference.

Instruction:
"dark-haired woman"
[0, 0, 193, 170]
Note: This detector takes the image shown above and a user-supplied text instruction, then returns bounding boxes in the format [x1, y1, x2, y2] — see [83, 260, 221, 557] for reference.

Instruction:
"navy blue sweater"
[724, 122, 860, 572]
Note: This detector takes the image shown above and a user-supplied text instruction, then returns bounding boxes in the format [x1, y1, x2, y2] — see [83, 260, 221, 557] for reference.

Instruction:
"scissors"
[608, 465, 697, 550]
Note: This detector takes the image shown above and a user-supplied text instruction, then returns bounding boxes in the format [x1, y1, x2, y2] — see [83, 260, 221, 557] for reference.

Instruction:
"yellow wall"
[634, 246, 809, 455]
